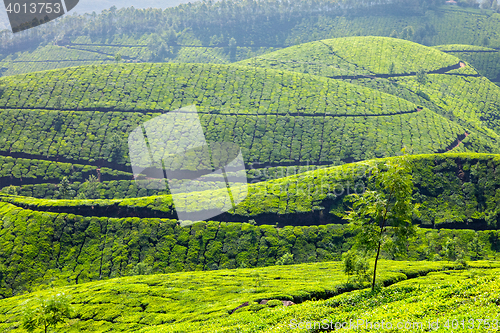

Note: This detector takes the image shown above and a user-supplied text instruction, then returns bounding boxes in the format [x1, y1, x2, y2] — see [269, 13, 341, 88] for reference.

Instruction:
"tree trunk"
[45, 324, 48, 333]
[372, 240, 382, 292]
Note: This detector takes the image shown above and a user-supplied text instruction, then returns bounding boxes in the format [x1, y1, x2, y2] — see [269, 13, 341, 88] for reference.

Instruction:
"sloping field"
[0, 259, 471, 332]
[0, 61, 482, 194]
[3, 153, 500, 228]
[239, 37, 500, 147]
[434, 44, 500, 85]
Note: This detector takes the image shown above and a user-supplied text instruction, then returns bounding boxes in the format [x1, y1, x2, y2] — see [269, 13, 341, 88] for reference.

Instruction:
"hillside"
[0, 260, 474, 332]
[434, 44, 500, 85]
[0, 60, 484, 198]
[237, 37, 500, 147]
[3, 153, 500, 297]
[3, 1, 500, 332]
[2, 5, 500, 77]
[4, 153, 500, 228]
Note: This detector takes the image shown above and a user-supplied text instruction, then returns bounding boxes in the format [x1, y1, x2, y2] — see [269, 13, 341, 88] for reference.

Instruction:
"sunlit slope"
[143, 266, 500, 333]
[434, 44, 500, 85]
[0, 63, 479, 175]
[4, 153, 500, 228]
[0, 63, 415, 115]
[0, 261, 462, 332]
[239, 37, 500, 143]
[237, 36, 461, 77]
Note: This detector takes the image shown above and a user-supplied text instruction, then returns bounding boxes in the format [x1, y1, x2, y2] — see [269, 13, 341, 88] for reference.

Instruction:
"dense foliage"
[1, 194, 500, 298]
[143, 266, 500, 332]
[0, 156, 131, 185]
[0, 260, 467, 332]
[4, 154, 500, 228]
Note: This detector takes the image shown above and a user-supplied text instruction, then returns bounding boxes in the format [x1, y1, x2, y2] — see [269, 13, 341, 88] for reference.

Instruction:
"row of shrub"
[247, 38, 500, 144]
[0, 107, 475, 173]
[0, 156, 132, 185]
[1, 180, 167, 199]
[3, 154, 500, 229]
[0, 200, 498, 298]
[0, 63, 415, 115]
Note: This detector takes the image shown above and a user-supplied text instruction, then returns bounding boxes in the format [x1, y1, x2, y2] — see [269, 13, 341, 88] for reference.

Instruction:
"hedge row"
[0, 63, 416, 115]
[2, 180, 168, 199]
[0, 108, 472, 171]
[434, 44, 500, 83]
[0, 201, 499, 298]
[4, 153, 500, 229]
[0, 109, 152, 165]
[0, 156, 132, 184]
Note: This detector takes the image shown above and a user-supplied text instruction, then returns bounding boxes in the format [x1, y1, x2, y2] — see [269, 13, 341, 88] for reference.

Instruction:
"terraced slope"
[4, 153, 500, 228]
[0, 260, 465, 331]
[238, 37, 500, 148]
[2, 5, 500, 77]
[434, 44, 500, 85]
[0, 62, 479, 195]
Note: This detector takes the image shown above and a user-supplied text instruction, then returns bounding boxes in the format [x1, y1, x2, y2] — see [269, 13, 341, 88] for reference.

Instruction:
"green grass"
[0, 260, 466, 332]
[1, 190, 500, 299]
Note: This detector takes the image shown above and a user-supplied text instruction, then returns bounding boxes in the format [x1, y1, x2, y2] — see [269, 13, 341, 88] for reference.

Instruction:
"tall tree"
[343, 150, 419, 291]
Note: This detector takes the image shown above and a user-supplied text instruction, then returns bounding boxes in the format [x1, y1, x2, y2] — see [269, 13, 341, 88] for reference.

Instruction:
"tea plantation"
[0, 260, 487, 332]
[4, 154, 500, 228]
[2, 2, 500, 331]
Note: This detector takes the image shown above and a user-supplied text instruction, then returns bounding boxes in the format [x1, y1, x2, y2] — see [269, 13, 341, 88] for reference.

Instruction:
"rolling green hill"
[0, 260, 471, 332]
[238, 37, 500, 151]
[434, 44, 500, 85]
[0, 60, 484, 195]
[3, 1, 500, 331]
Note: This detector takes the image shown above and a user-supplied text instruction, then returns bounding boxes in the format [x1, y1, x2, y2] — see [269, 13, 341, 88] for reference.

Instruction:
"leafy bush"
[275, 252, 294, 265]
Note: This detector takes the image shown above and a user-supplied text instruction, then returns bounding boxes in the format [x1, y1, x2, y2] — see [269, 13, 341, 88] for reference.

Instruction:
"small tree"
[77, 175, 100, 199]
[276, 252, 294, 265]
[22, 293, 72, 333]
[229, 37, 237, 62]
[55, 177, 74, 199]
[342, 250, 370, 284]
[114, 53, 122, 62]
[401, 26, 415, 40]
[2, 185, 18, 195]
[416, 68, 427, 85]
[343, 150, 419, 291]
